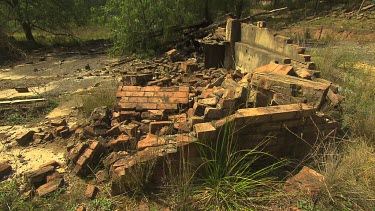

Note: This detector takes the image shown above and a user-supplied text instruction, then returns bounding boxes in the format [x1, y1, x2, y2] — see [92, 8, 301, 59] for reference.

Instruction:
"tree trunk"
[21, 23, 35, 43]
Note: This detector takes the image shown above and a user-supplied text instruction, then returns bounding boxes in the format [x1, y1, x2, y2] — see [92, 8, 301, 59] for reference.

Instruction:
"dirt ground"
[0, 49, 123, 176]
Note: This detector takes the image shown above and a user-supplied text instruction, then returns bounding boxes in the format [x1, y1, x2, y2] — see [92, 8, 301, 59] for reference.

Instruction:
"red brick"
[0, 162, 12, 179]
[194, 123, 217, 140]
[15, 131, 35, 146]
[108, 135, 130, 151]
[149, 121, 173, 134]
[179, 86, 190, 92]
[76, 205, 86, 211]
[138, 133, 166, 150]
[36, 178, 65, 197]
[143, 86, 161, 92]
[39, 160, 60, 169]
[85, 184, 99, 199]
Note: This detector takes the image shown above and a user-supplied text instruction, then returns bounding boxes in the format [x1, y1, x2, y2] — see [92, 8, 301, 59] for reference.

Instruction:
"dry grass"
[312, 138, 375, 210]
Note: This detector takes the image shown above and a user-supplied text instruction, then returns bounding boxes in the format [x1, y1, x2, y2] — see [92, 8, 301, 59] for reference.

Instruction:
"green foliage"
[0, 0, 89, 42]
[79, 86, 117, 117]
[0, 180, 34, 210]
[105, 0, 252, 55]
[87, 198, 114, 211]
[313, 43, 375, 139]
[0, 97, 59, 126]
[313, 138, 375, 210]
[193, 121, 285, 210]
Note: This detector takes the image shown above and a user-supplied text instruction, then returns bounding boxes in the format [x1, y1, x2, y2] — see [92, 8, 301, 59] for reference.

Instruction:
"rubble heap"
[14, 19, 343, 196]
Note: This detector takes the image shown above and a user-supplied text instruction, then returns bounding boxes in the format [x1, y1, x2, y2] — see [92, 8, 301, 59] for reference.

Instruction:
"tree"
[105, 0, 252, 55]
[0, 0, 87, 43]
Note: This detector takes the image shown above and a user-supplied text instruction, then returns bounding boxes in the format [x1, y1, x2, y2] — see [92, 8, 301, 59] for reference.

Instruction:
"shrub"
[193, 121, 285, 210]
[80, 86, 117, 117]
[314, 138, 375, 210]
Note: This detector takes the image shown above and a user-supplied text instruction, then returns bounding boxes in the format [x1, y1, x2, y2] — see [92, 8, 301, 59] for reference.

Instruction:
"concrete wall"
[225, 20, 314, 73]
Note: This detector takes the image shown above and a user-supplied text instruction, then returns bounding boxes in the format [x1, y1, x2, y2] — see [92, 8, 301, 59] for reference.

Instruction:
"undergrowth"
[0, 97, 59, 126]
[192, 121, 285, 210]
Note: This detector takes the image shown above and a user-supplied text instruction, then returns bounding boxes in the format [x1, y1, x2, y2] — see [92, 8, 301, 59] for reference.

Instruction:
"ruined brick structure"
[63, 20, 342, 195]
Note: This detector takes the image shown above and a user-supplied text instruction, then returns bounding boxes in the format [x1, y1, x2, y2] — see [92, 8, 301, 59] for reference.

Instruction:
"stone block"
[149, 121, 173, 134]
[198, 97, 218, 107]
[25, 166, 55, 187]
[193, 102, 206, 116]
[36, 178, 65, 197]
[85, 184, 99, 199]
[15, 131, 35, 146]
[137, 133, 166, 150]
[181, 61, 199, 72]
[204, 107, 223, 120]
[189, 116, 205, 128]
[0, 162, 12, 179]
[108, 135, 130, 151]
[194, 123, 217, 141]
[50, 119, 67, 127]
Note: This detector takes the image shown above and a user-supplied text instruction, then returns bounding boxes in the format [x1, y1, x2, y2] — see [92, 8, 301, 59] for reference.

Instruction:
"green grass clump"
[193, 122, 285, 210]
[79, 86, 117, 117]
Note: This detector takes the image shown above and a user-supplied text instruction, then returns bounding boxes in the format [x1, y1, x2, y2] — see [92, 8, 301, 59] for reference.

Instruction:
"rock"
[284, 166, 325, 197]
[85, 184, 99, 199]
[149, 121, 173, 135]
[90, 106, 110, 125]
[14, 87, 29, 93]
[138, 133, 166, 150]
[0, 162, 12, 179]
[39, 160, 60, 169]
[76, 205, 86, 211]
[15, 131, 35, 146]
[43, 132, 54, 142]
[95, 170, 109, 184]
[36, 178, 65, 197]
[108, 135, 130, 152]
[82, 126, 96, 137]
[25, 166, 55, 188]
[50, 119, 67, 127]
[194, 123, 217, 141]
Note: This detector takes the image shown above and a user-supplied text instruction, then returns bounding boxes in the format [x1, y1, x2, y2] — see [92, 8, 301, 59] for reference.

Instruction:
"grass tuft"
[193, 121, 285, 210]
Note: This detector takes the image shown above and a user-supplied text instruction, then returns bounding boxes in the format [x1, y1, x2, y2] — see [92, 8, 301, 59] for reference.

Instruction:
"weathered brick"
[108, 135, 130, 151]
[25, 166, 55, 187]
[50, 119, 67, 127]
[194, 123, 217, 141]
[204, 107, 223, 120]
[85, 184, 99, 199]
[0, 162, 12, 179]
[138, 133, 166, 150]
[15, 131, 35, 146]
[149, 121, 173, 134]
[36, 178, 65, 197]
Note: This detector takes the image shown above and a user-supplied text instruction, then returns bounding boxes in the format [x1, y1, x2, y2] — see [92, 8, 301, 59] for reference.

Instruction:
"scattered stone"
[85, 184, 99, 199]
[15, 131, 35, 146]
[36, 178, 65, 197]
[284, 166, 325, 197]
[96, 170, 109, 184]
[76, 205, 86, 211]
[50, 119, 67, 127]
[25, 166, 55, 187]
[39, 160, 60, 169]
[138, 133, 166, 150]
[0, 162, 12, 179]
